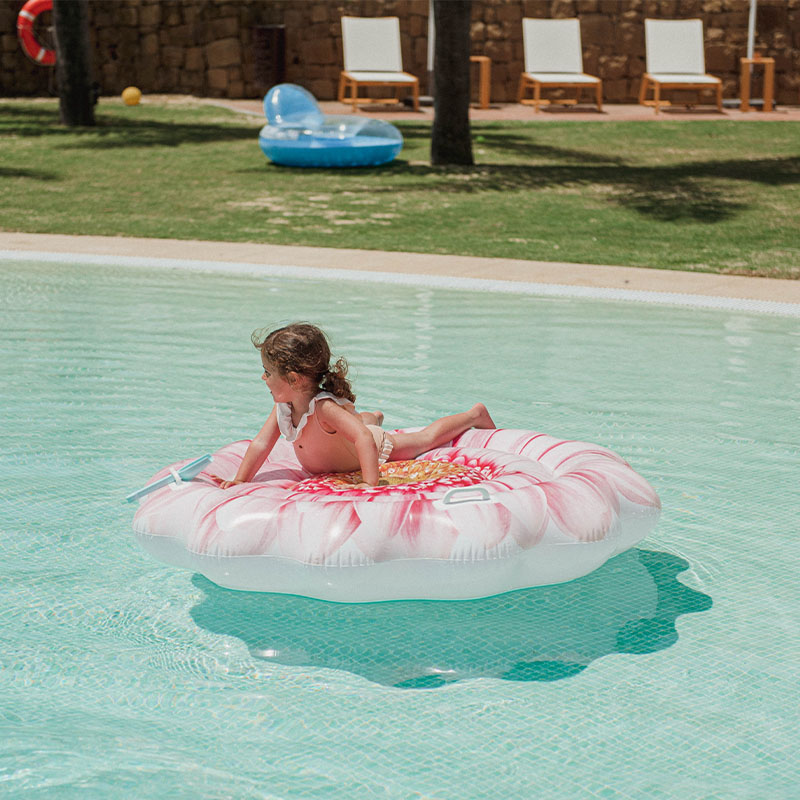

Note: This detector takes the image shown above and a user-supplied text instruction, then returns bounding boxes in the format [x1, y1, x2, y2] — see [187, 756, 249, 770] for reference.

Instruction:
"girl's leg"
[389, 403, 494, 461]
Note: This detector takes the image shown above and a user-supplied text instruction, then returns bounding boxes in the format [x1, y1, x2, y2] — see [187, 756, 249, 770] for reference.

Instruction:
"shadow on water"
[190, 548, 712, 689]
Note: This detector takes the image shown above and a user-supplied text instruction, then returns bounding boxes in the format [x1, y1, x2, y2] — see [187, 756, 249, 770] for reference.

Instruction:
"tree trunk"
[430, 0, 473, 166]
[53, 0, 95, 126]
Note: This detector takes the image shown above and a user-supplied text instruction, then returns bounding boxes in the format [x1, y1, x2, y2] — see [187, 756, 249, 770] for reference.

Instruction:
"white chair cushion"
[524, 72, 599, 85]
[342, 71, 417, 83]
[646, 73, 720, 85]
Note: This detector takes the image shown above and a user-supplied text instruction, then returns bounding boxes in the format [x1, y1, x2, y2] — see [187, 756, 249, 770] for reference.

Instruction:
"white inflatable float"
[129, 428, 661, 602]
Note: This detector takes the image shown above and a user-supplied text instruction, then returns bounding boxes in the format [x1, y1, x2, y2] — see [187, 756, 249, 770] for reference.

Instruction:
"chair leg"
[716, 82, 722, 112]
[342, 77, 355, 109]
[337, 73, 346, 104]
[517, 75, 526, 104]
[638, 76, 648, 106]
[596, 81, 603, 112]
[412, 80, 419, 112]
[653, 82, 660, 114]
[534, 81, 541, 113]
[479, 60, 490, 109]
[350, 80, 359, 111]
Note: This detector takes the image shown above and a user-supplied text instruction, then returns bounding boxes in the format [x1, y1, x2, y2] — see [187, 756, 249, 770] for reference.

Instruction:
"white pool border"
[3, 248, 799, 318]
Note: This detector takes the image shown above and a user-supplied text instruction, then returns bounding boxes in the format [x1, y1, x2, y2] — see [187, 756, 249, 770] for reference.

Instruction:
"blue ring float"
[258, 84, 403, 168]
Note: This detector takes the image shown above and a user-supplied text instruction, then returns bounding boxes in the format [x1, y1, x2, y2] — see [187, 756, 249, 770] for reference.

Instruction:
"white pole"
[426, 0, 435, 99]
[427, 0, 435, 72]
[747, 0, 756, 60]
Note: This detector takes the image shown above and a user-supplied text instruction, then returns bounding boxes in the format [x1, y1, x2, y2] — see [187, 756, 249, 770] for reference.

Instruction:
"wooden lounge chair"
[338, 16, 420, 112]
[639, 19, 722, 114]
[518, 18, 602, 113]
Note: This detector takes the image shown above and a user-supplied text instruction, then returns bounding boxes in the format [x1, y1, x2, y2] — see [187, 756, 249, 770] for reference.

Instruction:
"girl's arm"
[318, 401, 380, 486]
[214, 407, 280, 489]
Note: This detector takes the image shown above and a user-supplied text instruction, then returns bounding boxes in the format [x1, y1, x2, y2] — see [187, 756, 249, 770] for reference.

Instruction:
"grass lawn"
[2, 98, 799, 278]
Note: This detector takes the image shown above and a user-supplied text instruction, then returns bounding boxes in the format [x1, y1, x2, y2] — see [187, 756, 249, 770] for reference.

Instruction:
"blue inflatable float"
[258, 84, 403, 168]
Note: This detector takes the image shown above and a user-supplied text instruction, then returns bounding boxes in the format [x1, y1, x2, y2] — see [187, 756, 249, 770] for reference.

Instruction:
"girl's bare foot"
[470, 403, 496, 429]
[360, 410, 385, 426]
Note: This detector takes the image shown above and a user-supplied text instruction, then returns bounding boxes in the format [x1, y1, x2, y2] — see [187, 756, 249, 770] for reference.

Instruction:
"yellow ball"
[121, 86, 142, 106]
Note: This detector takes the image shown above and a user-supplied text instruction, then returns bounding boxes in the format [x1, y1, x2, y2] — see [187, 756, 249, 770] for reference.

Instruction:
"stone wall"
[1, 0, 798, 104]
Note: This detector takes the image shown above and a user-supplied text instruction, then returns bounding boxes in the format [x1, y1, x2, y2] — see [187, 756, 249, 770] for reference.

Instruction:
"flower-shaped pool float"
[258, 83, 403, 168]
[130, 429, 661, 602]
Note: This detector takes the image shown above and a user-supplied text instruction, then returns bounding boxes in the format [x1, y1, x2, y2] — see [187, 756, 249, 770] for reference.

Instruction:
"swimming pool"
[2, 255, 798, 798]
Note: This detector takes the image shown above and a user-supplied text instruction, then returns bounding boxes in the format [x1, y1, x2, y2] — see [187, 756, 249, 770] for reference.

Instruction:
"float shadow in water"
[190, 548, 711, 688]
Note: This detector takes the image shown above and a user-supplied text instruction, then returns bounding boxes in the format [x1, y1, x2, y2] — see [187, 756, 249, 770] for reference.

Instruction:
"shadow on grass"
[0, 166, 59, 181]
[403, 122, 631, 166]
[0, 104, 257, 148]
[389, 122, 800, 220]
[262, 155, 800, 222]
[189, 548, 711, 689]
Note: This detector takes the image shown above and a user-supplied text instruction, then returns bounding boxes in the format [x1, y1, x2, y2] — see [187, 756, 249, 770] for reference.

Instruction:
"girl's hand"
[353, 479, 390, 489]
[210, 474, 245, 490]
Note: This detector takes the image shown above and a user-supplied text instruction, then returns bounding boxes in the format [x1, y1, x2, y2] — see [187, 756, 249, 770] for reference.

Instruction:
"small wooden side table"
[740, 57, 775, 112]
[470, 55, 491, 109]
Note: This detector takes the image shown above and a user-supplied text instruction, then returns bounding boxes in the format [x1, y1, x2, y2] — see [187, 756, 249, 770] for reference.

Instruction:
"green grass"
[2, 99, 799, 278]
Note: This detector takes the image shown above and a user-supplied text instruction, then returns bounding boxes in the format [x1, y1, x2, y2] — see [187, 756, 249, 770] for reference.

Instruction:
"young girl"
[213, 322, 495, 489]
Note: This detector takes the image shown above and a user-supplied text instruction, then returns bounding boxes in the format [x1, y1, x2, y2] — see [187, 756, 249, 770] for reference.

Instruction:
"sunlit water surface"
[2, 259, 798, 798]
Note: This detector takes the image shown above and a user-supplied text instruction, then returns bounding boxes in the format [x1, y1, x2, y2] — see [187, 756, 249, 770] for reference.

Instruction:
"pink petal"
[540, 476, 613, 541]
[276, 501, 362, 563]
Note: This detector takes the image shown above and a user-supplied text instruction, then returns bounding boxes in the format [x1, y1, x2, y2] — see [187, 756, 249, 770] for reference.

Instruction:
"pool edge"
[1, 234, 798, 318]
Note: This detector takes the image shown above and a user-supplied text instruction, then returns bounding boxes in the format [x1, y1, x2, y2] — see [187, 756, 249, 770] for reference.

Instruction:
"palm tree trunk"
[430, 0, 473, 166]
[53, 0, 95, 126]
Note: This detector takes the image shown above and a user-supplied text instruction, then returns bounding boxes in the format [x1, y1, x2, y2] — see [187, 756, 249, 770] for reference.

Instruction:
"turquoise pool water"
[2, 257, 798, 798]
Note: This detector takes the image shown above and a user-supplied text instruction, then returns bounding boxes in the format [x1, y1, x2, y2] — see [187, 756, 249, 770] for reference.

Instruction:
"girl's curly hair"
[252, 323, 355, 402]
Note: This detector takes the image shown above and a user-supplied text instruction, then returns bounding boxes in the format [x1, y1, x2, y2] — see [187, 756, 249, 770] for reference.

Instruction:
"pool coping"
[1, 232, 799, 317]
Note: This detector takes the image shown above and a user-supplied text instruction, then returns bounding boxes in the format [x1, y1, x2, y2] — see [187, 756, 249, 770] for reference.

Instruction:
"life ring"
[130, 428, 661, 602]
[17, 0, 56, 66]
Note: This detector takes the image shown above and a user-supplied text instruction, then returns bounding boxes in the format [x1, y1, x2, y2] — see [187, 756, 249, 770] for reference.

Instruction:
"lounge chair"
[518, 18, 602, 112]
[338, 16, 420, 111]
[639, 19, 722, 113]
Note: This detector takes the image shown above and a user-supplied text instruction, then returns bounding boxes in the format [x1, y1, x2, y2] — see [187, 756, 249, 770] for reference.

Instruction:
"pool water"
[2, 258, 798, 798]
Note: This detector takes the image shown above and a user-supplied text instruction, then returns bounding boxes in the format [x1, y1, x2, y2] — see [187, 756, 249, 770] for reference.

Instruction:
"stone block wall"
[1, 0, 798, 104]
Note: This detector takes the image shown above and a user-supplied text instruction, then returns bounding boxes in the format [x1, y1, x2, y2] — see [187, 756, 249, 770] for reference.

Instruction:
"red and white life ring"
[17, 0, 56, 66]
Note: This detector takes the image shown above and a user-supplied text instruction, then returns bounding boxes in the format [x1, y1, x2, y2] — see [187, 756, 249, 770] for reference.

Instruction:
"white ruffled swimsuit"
[276, 391, 394, 465]
[276, 392, 353, 443]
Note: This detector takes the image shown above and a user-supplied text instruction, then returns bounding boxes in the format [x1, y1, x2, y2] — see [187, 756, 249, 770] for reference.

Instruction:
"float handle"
[442, 486, 491, 505]
[125, 454, 212, 503]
